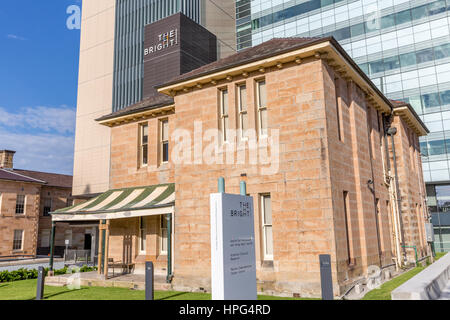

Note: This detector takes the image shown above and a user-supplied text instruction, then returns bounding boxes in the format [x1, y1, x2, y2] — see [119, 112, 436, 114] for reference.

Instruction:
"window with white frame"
[256, 80, 268, 136]
[261, 194, 273, 260]
[219, 89, 229, 142]
[13, 230, 24, 251]
[15, 195, 25, 215]
[139, 123, 149, 167]
[160, 216, 168, 255]
[43, 198, 52, 216]
[237, 84, 248, 139]
[139, 217, 146, 254]
[160, 120, 169, 164]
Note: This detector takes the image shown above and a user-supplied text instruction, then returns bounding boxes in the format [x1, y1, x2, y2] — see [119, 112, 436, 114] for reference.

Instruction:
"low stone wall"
[392, 253, 450, 300]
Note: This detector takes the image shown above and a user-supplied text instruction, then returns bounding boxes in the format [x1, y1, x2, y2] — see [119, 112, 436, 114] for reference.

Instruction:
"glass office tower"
[236, 0, 450, 252]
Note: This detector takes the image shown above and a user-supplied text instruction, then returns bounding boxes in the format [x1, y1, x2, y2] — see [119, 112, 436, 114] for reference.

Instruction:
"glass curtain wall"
[428, 184, 450, 251]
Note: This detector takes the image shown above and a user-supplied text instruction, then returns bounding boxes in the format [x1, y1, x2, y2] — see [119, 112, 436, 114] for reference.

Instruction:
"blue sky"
[0, 0, 81, 175]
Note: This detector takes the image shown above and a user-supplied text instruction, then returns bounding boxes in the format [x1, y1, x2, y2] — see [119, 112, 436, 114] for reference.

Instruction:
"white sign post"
[210, 193, 257, 300]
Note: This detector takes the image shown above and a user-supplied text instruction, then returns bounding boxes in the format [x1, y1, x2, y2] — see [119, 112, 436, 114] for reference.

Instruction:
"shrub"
[79, 265, 96, 273]
[54, 267, 68, 275]
[0, 265, 96, 283]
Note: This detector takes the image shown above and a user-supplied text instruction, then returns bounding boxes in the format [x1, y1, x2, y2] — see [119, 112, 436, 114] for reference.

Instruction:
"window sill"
[158, 162, 170, 169]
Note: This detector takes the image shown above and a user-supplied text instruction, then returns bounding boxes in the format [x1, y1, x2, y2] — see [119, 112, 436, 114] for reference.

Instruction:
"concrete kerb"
[392, 252, 450, 300]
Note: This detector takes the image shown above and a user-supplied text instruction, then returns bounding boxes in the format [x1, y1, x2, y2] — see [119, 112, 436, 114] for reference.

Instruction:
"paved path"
[0, 261, 65, 272]
[0, 258, 93, 272]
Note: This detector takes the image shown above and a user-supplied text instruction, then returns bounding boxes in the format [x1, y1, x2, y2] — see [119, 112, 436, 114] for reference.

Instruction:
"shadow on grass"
[26, 288, 90, 301]
[0, 283, 10, 289]
[158, 292, 191, 300]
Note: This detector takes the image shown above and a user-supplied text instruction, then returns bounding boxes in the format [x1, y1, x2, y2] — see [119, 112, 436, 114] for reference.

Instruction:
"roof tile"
[159, 37, 323, 86]
[96, 93, 174, 122]
[0, 169, 46, 184]
[13, 170, 72, 188]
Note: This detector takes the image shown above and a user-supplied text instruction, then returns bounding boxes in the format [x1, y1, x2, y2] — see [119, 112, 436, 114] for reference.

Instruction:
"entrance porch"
[49, 184, 175, 281]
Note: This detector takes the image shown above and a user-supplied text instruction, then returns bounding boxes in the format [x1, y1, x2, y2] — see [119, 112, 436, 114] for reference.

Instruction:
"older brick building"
[0, 150, 90, 258]
[53, 37, 430, 297]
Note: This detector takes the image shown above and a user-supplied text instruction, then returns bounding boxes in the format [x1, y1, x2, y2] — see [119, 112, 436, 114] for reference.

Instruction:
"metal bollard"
[36, 266, 45, 300]
[145, 261, 154, 300]
[319, 254, 334, 300]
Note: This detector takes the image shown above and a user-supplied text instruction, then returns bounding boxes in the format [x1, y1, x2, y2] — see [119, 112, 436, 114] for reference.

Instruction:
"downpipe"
[387, 127, 407, 265]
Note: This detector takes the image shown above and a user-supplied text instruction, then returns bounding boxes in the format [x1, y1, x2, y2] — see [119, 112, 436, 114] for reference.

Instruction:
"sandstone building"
[53, 37, 430, 297]
[0, 150, 91, 258]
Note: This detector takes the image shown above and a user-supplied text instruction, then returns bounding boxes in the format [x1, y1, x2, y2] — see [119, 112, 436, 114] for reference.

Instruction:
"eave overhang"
[97, 104, 175, 127]
[393, 106, 429, 136]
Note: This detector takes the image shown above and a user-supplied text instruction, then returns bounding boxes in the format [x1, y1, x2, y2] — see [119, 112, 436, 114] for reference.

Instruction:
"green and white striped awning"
[51, 184, 174, 222]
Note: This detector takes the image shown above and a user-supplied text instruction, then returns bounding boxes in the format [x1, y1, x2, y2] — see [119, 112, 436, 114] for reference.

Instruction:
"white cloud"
[0, 129, 74, 175]
[6, 34, 27, 41]
[0, 106, 76, 174]
[0, 106, 76, 134]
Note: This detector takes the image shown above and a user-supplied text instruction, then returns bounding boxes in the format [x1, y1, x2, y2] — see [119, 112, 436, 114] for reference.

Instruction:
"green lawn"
[362, 266, 425, 300]
[435, 252, 447, 260]
[363, 252, 448, 300]
[0, 279, 312, 300]
[5, 253, 447, 300]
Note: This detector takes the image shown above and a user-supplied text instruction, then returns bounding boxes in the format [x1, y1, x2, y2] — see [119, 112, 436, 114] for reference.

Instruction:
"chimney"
[0, 150, 15, 169]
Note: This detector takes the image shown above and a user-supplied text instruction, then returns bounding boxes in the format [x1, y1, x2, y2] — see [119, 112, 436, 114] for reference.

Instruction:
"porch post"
[240, 181, 247, 196]
[90, 228, 96, 265]
[49, 221, 56, 271]
[166, 213, 173, 283]
[98, 220, 106, 275]
[104, 220, 110, 278]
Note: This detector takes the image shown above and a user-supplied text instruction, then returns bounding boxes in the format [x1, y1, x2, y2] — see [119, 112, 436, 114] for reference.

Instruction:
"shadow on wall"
[83, 185, 91, 197]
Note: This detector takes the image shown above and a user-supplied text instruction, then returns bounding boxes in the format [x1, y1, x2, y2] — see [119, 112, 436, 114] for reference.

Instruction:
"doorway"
[84, 233, 92, 250]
